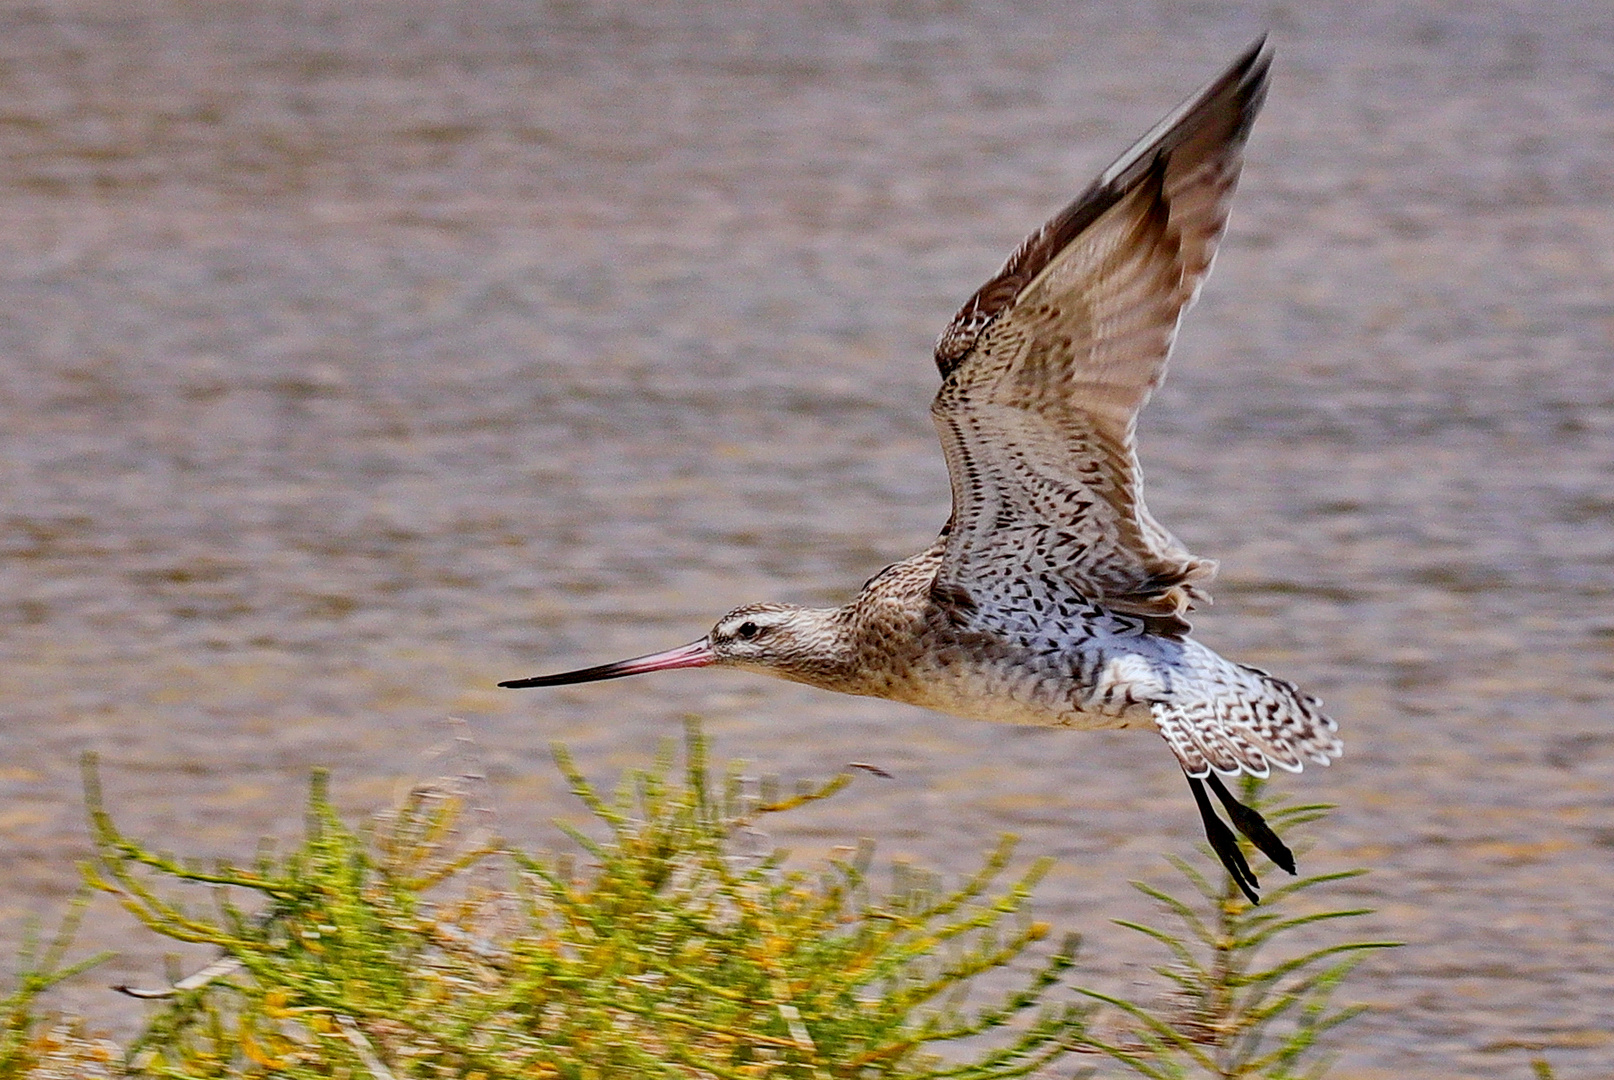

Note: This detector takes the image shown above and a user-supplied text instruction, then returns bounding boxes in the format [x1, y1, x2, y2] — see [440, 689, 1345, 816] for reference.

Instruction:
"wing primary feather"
[935, 39, 1270, 377]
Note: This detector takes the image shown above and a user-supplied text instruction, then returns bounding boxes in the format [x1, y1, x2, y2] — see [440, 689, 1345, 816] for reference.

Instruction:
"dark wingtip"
[933, 39, 1276, 380]
[1238, 33, 1272, 70]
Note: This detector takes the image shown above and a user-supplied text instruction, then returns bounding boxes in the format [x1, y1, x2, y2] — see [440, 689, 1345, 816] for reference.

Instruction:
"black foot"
[1206, 773, 1296, 875]
[1187, 774, 1261, 904]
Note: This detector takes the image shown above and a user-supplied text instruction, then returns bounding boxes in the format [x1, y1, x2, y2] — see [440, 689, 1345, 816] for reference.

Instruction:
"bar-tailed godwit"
[502, 41, 1341, 902]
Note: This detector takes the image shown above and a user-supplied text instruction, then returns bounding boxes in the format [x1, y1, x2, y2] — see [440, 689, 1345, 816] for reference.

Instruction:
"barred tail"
[1151, 652, 1341, 778]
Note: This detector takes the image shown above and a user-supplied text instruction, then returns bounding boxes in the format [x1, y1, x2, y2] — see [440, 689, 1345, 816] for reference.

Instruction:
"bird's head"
[499, 602, 849, 690]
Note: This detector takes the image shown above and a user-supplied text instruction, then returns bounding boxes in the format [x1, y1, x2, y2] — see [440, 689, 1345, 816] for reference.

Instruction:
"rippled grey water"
[3, 2, 1614, 1074]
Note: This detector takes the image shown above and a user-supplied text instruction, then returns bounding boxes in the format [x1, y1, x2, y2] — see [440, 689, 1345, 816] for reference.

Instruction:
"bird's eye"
[737, 621, 761, 640]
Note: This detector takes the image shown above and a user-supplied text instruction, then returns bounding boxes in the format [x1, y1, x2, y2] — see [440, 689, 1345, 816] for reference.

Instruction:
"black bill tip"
[500, 639, 715, 689]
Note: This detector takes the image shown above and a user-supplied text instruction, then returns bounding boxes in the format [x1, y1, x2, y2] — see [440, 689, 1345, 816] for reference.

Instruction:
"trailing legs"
[1185, 771, 1296, 904]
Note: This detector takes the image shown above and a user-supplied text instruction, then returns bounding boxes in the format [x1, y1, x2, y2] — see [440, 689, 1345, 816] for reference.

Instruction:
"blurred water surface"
[2, 2, 1614, 1074]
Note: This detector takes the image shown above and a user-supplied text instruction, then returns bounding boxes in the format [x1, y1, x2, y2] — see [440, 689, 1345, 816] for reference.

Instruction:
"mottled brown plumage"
[502, 42, 1342, 902]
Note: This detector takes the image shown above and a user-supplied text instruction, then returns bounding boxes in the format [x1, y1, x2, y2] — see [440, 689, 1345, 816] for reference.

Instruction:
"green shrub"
[0, 892, 117, 1079]
[0, 721, 1400, 1078]
[80, 720, 1085, 1078]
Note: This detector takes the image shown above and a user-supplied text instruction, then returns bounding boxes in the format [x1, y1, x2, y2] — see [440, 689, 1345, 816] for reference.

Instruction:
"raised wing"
[930, 41, 1270, 635]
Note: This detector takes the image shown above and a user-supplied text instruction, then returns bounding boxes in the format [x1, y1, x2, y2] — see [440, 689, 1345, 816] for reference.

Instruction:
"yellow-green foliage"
[77, 720, 1085, 1078]
[0, 895, 118, 1079]
[2, 727, 1404, 1078]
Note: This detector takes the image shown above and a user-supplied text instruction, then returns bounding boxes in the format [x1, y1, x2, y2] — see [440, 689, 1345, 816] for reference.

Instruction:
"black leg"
[1205, 773, 1296, 875]
[1186, 773, 1260, 904]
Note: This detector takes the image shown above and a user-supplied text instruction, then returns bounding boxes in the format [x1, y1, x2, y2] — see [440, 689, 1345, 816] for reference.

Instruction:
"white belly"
[895, 649, 1158, 731]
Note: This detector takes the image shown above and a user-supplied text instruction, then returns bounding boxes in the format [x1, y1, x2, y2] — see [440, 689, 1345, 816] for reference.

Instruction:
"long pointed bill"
[499, 639, 715, 689]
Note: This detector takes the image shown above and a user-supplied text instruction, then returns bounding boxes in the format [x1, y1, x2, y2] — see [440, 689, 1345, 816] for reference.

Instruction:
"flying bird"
[502, 41, 1341, 902]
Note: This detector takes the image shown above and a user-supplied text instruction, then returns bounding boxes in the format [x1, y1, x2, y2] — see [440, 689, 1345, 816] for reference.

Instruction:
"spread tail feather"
[1152, 652, 1341, 778]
